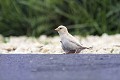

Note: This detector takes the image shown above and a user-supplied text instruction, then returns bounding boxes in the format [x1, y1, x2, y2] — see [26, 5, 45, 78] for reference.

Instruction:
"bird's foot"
[74, 49, 81, 54]
[63, 52, 66, 54]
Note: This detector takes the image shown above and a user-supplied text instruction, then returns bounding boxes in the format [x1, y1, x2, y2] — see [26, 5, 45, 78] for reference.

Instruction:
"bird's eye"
[59, 28, 62, 29]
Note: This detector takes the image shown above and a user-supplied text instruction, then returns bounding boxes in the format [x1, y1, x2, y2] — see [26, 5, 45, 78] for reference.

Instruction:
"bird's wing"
[60, 33, 83, 51]
[68, 38, 82, 47]
[67, 34, 82, 47]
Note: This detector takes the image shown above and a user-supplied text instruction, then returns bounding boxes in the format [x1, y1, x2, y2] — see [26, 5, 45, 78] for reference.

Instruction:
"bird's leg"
[75, 49, 79, 54]
[75, 49, 82, 53]
[65, 50, 76, 54]
[75, 47, 91, 54]
[75, 50, 77, 53]
[63, 52, 66, 54]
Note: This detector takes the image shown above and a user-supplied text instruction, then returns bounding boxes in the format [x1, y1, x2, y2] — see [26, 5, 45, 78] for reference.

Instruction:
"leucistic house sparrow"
[55, 25, 91, 54]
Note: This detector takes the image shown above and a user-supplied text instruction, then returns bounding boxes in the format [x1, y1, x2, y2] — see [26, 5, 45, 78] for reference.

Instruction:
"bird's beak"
[55, 28, 59, 31]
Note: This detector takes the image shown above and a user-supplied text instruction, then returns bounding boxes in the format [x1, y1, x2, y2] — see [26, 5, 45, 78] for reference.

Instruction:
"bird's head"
[55, 25, 68, 35]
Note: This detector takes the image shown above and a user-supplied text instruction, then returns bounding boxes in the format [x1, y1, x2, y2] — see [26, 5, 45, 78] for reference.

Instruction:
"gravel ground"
[0, 34, 120, 54]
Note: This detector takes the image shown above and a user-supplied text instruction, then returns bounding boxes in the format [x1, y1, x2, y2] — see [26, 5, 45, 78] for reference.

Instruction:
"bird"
[55, 25, 91, 54]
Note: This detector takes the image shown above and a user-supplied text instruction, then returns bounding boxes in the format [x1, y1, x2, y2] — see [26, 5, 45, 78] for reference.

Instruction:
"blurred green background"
[0, 0, 120, 37]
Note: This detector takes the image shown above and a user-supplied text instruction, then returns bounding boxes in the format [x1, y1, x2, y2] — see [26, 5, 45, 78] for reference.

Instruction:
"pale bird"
[55, 25, 91, 54]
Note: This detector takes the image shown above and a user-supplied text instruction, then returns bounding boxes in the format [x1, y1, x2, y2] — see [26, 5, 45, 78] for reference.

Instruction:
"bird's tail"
[81, 46, 93, 50]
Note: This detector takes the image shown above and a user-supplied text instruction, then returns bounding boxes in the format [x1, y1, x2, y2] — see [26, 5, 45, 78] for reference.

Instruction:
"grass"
[0, 0, 120, 37]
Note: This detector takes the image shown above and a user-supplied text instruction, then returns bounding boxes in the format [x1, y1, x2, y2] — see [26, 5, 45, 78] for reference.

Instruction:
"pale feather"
[60, 33, 82, 52]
